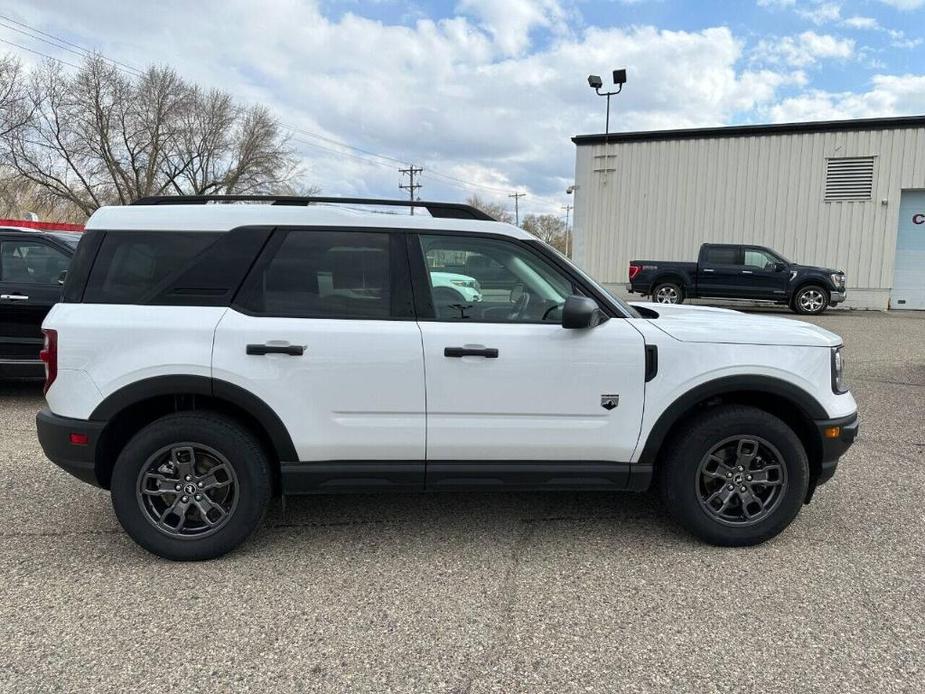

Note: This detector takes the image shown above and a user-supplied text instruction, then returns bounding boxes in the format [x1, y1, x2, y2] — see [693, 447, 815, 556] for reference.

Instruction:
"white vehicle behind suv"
[36, 196, 858, 560]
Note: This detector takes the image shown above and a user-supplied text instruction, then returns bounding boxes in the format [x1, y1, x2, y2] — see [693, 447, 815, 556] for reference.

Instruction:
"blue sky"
[3, 0, 925, 216]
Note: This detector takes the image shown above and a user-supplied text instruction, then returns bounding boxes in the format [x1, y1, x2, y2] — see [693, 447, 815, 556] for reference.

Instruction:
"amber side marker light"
[823, 427, 841, 439]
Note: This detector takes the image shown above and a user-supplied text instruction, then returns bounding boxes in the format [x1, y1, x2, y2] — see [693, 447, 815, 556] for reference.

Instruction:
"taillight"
[39, 329, 57, 395]
[628, 264, 642, 280]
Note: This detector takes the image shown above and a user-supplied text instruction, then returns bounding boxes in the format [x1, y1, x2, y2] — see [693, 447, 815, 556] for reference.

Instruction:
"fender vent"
[645, 345, 658, 382]
[824, 157, 874, 202]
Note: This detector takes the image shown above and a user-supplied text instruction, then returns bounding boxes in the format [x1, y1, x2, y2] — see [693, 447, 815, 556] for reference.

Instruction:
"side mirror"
[774, 262, 787, 272]
[57, 270, 67, 286]
[562, 295, 606, 329]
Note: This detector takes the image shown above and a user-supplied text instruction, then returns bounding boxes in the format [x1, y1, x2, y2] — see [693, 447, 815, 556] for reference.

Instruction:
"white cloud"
[752, 31, 855, 67]
[876, 0, 925, 9]
[765, 74, 925, 121]
[456, 0, 568, 55]
[842, 16, 879, 29]
[797, 2, 842, 24]
[757, 0, 796, 7]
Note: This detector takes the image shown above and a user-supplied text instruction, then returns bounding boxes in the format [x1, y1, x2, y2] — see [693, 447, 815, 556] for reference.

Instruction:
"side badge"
[601, 394, 619, 411]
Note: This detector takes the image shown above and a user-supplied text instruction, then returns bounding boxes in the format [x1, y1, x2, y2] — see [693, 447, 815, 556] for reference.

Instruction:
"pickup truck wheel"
[653, 282, 684, 305]
[659, 405, 809, 546]
[110, 412, 272, 561]
[792, 285, 829, 315]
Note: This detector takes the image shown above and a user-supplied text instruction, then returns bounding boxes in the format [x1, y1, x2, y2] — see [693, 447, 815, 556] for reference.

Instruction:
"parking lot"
[0, 310, 922, 693]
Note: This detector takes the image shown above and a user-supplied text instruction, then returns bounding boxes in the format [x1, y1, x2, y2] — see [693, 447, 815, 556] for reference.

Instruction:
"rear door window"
[703, 246, 741, 265]
[236, 229, 410, 319]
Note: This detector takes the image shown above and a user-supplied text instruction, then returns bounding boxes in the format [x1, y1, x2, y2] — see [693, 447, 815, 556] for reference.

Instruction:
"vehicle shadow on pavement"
[250, 488, 685, 555]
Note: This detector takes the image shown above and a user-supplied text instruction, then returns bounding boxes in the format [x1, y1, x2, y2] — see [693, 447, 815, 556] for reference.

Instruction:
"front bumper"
[830, 289, 847, 304]
[812, 411, 859, 489]
[36, 409, 106, 488]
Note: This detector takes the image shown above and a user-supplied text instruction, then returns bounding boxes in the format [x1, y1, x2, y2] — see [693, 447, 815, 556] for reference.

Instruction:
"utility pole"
[508, 192, 526, 226]
[399, 164, 423, 214]
[562, 203, 573, 257]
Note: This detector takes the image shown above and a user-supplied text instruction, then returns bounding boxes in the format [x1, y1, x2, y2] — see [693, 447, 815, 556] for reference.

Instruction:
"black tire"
[658, 405, 809, 546]
[791, 285, 829, 315]
[111, 412, 272, 561]
[652, 281, 684, 305]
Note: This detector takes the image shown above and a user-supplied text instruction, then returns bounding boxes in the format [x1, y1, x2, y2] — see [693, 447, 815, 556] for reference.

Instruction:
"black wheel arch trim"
[90, 375, 298, 462]
[637, 375, 828, 466]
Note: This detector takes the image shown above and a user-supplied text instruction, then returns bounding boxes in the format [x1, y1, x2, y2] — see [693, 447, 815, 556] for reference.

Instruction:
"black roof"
[572, 114, 925, 146]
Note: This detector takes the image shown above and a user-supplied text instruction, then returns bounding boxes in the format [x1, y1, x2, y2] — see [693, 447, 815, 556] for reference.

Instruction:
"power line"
[0, 13, 143, 75]
[0, 37, 80, 69]
[398, 164, 423, 215]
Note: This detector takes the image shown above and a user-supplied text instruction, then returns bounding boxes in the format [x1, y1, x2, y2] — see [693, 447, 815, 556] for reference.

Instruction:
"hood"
[792, 263, 842, 275]
[629, 302, 842, 347]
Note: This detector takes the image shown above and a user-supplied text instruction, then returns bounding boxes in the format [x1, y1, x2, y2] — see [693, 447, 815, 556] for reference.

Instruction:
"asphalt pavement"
[0, 309, 922, 693]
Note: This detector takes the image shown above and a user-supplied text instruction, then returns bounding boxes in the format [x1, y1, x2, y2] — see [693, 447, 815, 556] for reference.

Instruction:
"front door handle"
[444, 347, 499, 358]
[702, 268, 715, 273]
[0, 294, 29, 301]
[741, 270, 753, 274]
[246, 344, 305, 356]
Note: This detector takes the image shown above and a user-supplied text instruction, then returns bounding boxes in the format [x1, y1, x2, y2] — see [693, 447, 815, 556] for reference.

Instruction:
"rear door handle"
[741, 270, 753, 274]
[0, 294, 29, 301]
[246, 344, 304, 356]
[444, 347, 499, 358]
[702, 269, 715, 273]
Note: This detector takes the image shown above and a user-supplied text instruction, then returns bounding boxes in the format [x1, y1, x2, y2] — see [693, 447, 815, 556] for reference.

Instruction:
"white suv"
[36, 196, 858, 560]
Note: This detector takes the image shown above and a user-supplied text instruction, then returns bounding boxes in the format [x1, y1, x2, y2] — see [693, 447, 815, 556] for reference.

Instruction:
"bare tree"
[521, 213, 568, 254]
[0, 55, 31, 139]
[0, 53, 300, 217]
[465, 193, 514, 224]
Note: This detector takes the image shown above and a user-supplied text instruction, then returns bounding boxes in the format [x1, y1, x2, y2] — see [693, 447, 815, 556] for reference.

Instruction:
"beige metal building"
[571, 115, 925, 309]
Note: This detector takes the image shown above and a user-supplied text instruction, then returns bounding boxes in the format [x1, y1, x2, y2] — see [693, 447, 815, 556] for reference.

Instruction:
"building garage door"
[891, 191, 925, 310]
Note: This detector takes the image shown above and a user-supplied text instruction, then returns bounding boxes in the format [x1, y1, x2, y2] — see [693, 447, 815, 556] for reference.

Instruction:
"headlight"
[830, 273, 845, 288]
[451, 279, 472, 288]
[831, 346, 847, 394]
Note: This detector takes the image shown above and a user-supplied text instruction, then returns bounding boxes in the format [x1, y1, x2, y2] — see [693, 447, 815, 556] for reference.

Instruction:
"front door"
[411, 232, 646, 464]
[891, 191, 925, 310]
[0, 235, 70, 365]
[740, 247, 790, 300]
[212, 228, 426, 464]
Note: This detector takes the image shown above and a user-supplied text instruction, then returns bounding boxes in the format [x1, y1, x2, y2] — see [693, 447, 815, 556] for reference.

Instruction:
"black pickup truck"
[626, 243, 846, 314]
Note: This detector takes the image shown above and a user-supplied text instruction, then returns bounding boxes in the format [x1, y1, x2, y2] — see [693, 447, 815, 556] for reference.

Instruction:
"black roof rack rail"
[130, 195, 495, 221]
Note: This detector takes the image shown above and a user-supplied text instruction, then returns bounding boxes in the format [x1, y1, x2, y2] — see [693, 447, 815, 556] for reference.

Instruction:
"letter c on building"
[914, 213, 925, 225]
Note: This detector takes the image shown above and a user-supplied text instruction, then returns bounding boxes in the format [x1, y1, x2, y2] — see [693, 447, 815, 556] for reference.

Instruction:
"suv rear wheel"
[659, 405, 809, 546]
[110, 412, 272, 561]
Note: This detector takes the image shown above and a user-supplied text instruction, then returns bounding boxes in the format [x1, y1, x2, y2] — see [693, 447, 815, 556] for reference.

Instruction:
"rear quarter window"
[83, 232, 220, 304]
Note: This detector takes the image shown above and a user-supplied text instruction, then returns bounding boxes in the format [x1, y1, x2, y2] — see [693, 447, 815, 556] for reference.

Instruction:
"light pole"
[561, 203, 573, 257]
[587, 69, 627, 135]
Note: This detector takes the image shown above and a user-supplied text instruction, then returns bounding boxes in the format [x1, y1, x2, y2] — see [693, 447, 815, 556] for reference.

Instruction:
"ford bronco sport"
[36, 196, 858, 560]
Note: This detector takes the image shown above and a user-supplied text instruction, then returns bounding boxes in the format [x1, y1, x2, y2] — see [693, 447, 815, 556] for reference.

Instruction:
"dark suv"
[0, 225, 80, 378]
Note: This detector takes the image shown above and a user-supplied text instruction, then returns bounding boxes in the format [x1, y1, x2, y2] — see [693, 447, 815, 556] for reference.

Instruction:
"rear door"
[0, 233, 70, 364]
[410, 232, 646, 470]
[212, 228, 426, 469]
[696, 245, 743, 298]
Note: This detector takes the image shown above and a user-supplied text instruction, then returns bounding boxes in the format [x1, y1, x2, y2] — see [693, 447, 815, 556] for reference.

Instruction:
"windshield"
[529, 240, 640, 318]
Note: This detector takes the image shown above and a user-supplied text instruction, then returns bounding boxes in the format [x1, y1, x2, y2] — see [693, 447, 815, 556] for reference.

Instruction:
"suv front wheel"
[111, 412, 272, 561]
[659, 405, 809, 546]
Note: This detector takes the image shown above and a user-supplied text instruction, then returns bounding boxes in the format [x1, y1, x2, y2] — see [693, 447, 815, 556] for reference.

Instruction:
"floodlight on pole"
[588, 68, 627, 135]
